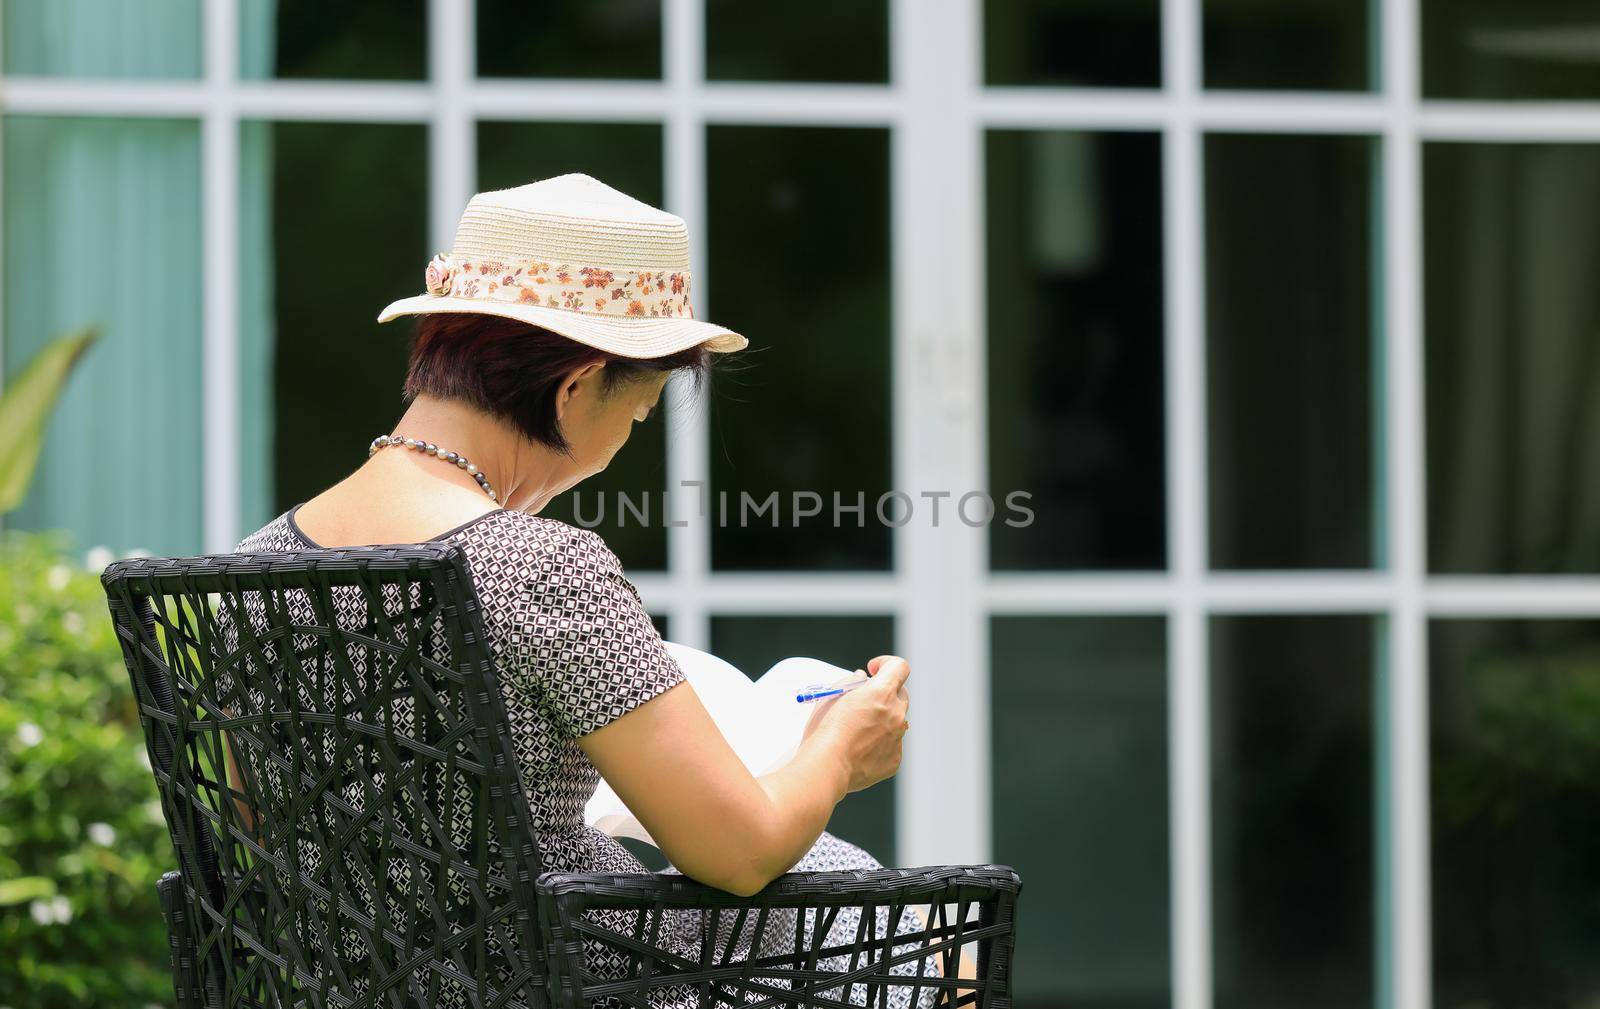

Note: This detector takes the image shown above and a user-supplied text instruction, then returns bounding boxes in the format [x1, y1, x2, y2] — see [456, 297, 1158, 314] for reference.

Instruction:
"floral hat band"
[423, 251, 694, 320]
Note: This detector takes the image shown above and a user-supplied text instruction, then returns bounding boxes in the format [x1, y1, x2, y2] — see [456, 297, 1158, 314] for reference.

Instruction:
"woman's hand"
[801, 655, 911, 794]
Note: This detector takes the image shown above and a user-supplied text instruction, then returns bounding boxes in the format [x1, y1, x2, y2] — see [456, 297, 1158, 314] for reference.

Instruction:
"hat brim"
[377, 294, 748, 359]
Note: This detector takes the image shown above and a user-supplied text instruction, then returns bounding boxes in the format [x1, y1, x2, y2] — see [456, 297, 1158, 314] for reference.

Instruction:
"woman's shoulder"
[456, 510, 629, 581]
[471, 510, 616, 555]
[451, 518, 649, 642]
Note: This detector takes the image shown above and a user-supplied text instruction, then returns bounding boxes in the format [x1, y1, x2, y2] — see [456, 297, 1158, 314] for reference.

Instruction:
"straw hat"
[377, 173, 748, 359]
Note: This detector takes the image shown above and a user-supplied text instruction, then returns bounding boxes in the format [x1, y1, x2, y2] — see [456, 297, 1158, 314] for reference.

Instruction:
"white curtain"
[2, 115, 204, 556]
[1, 0, 201, 77]
[239, 120, 278, 535]
[2, 0, 283, 553]
[1434, 146, 1600, 572]
[238, 0, 280, 80]
[238, 0, 279, 532]
[2, 0, 204, 556]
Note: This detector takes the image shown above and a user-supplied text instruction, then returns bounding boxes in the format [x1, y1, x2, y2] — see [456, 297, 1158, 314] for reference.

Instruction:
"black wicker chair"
[102, 544, 1020, 1009]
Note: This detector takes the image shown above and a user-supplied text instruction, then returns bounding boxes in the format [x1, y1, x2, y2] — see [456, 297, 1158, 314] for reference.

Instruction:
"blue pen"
[795, 673, 870, 704]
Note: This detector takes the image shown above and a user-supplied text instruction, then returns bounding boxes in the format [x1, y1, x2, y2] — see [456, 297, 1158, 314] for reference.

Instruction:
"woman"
[235, 175, 969, 1007]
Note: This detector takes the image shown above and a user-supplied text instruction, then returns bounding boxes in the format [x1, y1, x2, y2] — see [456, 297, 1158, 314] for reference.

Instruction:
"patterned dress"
[235, 505, 944, 1009]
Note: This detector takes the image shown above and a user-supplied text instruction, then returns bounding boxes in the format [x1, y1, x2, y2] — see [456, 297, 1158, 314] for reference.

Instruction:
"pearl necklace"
[369, 433, 498, 502]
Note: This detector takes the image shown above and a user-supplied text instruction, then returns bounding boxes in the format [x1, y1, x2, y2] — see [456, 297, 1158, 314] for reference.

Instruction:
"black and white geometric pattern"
[236, 506, 944, 1009]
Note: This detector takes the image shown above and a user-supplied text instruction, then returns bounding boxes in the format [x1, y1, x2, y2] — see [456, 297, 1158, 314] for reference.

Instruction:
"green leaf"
[0, 877, 57, 906]
[0, 326, 99, 515]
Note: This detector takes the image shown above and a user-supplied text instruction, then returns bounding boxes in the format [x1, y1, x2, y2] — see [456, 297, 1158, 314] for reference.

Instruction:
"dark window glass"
[477, 0, 661, 79]
[2, 0, 200, 77]
[985, 0, 1160, 87]
[1425, 143, 1600, 574]
[478, 121, 670, 571]
[240, 0, 425, 80]
[478, 122, 663, 199]
[706, 126, 891, 571]
[705, 0, 887, 82]
[710, 615, 897, 862]
[1431, 619, 1600, 1006]
[1210, 615, 1375, 1009]
[244, 121, 428, 517]
[1203, 0, 1372, 91]
[1206, 133, 1378, 570]
[1423, 0, 1600, 99]
[992, 617, 1170, 1009]
[987, 130, 1166, 570]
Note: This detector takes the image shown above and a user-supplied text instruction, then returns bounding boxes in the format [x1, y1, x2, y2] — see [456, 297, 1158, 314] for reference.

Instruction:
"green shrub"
[0, 530, 173, 1008]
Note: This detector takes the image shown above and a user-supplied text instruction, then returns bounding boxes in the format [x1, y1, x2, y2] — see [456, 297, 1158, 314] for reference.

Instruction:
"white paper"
[583, 641, 860, 847]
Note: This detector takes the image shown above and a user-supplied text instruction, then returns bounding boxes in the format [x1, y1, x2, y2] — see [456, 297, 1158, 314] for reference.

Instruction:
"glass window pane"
[707, 126, 891, 571]
[1423, 0, 1600, 99]
[1210, 615, 1376, 1009]
[705, 0, 887, 82]
[3, 116, 202, 556]
[2, 0, 200, 77]
[239, 0, 426, 80]
[476, 0, 661, 79]
[1202, 0, 1372, 91]
[987, 130, 1166, 571]
[1424, 143, 1600, 575]
[239, 121, 428, 521]
[985, 0, 1160, 87]
[477, 122, 663, 200]
[709, 615, 898, 862]
[1430, 619, 1600, 1005]
[1205, 133, 1378, 570]
[477, 121, 670, 571]
[991, 616, 1170, 1009]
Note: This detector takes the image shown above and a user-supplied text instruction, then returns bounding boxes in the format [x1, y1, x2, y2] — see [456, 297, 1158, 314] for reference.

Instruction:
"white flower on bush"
[84, 545, 114, 572]
[87, 822, 117, 846]
[16, 722, 43, 748]
[28, 895, 72, 926]
[46, 564, 71, 592]
[61, 611, 85, 635]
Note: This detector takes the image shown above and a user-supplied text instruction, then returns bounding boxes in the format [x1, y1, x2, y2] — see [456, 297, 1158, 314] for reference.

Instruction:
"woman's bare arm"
[223, 730, 258, 834]
[578, 657, 911, 897]
[578, 681, 849, 896]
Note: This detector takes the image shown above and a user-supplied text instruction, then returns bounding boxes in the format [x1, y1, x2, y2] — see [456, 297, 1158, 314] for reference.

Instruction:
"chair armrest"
[534, 864, 1020, 1009]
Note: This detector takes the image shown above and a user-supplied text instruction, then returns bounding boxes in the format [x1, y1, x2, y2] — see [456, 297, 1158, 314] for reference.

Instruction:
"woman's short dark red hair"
[402, 312, 711, 455]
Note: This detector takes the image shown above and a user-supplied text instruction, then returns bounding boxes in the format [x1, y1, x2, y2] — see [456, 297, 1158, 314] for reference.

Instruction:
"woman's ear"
[554, 360, 606, 421]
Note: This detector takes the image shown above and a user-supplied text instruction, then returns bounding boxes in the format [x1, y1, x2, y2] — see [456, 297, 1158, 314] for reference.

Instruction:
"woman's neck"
[291, 398, 576, 547]
[390, 394, 573, 513]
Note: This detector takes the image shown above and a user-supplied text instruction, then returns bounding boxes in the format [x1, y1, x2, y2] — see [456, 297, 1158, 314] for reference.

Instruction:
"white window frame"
[6, 3, 1600, 1009]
